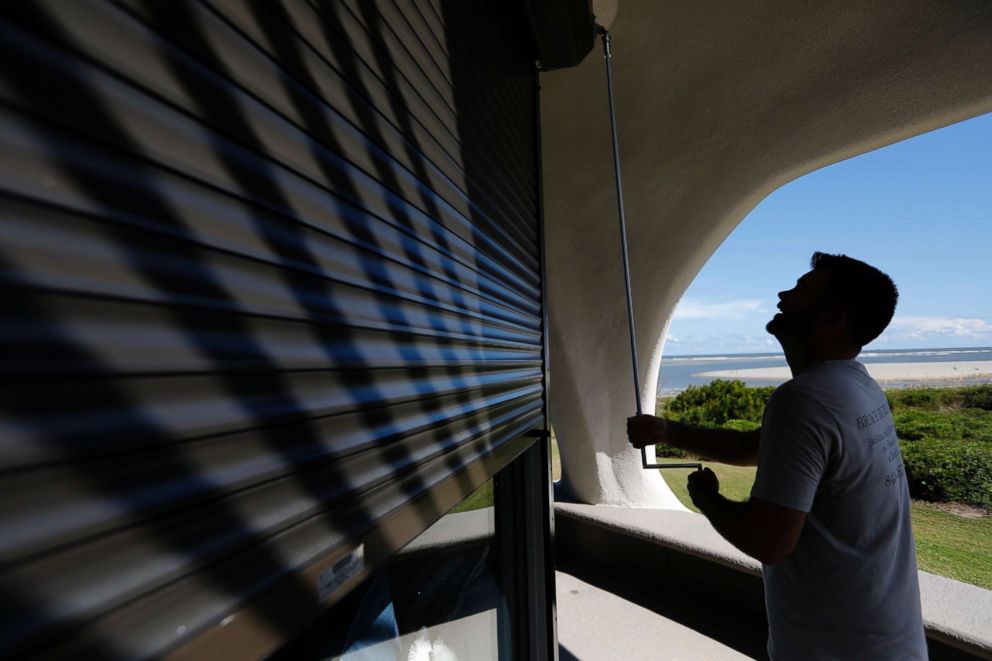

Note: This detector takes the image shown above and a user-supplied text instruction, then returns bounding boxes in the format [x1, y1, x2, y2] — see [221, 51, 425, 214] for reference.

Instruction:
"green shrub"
[902, 438, 992, 510]
[894, 402, 992, 510]
[894, 408, 992, 444]
[961, 385, 992, 411]
[887, 384, 992, 412]
[656, 382, 769, 458]
[658, 381, 992, 510]
[722, 419, 762, 432]
[887, 389, 948, 411]
[655, 444, 689, 458]
[894, 409, 964, 442]
[665, 380, 774, 427]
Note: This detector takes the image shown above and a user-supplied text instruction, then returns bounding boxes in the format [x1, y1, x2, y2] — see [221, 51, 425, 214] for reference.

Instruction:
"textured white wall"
[541, 0, 992, 506]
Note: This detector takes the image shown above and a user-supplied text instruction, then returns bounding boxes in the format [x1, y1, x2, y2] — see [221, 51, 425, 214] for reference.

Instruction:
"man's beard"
[766, 310, 817, 339]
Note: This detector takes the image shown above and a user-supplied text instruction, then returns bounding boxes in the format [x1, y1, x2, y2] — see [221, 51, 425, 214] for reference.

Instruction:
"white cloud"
[878, 316, 992, 347]
[878, 316, 992, 343]
[672, 297, 767, 320]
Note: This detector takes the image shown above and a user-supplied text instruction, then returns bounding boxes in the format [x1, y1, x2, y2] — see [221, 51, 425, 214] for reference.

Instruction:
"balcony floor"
[556, 571, 761, 660]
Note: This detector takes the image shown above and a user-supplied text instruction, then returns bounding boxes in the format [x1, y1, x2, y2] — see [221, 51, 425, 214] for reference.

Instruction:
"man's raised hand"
[626, 414, 669, 449]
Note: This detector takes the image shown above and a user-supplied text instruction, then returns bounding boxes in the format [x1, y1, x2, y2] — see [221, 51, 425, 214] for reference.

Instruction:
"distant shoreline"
[664, 347, 992, 362]
[695, 360, 992, 384]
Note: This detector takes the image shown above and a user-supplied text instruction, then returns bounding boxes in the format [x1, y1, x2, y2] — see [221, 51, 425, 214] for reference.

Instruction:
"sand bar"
[695, 360, 992, 383]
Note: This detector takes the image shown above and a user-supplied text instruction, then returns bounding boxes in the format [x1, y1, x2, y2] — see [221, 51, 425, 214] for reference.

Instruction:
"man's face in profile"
[766, 269, 832, 340]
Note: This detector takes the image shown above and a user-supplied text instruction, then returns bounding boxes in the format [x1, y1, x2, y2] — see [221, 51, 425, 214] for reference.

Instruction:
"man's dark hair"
[810, 252, 898, 347]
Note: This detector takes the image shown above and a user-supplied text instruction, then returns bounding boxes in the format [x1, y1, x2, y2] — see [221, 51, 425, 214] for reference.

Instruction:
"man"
[628, 252, 926, 660]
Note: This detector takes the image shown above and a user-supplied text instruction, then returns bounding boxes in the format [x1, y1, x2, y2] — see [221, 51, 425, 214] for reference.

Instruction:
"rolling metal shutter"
[0, 0, 544, 657]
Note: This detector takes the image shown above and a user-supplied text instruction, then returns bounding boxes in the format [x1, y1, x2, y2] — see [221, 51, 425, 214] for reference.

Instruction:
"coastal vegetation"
[888, 388, 992, 510]
[664, 379, 772, 430]
[657, 380, 992, 589]
[659, 380, 992, 511]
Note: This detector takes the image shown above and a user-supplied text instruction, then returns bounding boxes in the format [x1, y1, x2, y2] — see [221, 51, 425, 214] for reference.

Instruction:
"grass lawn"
[450, 478, 493, 513]
[662, 463, 992, 590]
[551, 435, 561, 481]
[910, 502, 992, 589]
[452, 437, 562, 513]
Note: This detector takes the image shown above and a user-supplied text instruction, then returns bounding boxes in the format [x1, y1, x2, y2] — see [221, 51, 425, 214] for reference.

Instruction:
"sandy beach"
[695, 360, 992, 384]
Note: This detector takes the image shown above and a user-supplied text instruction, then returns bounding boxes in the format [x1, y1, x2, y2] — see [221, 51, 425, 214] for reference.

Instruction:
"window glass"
[275, 477, 504, 660]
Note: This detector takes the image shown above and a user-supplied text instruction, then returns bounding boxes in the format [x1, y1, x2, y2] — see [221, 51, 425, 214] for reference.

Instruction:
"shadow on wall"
[0, 0, 540, 656]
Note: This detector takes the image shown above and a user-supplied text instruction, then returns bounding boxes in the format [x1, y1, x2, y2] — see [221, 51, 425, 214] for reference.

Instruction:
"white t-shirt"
[751, 360, 927, 660]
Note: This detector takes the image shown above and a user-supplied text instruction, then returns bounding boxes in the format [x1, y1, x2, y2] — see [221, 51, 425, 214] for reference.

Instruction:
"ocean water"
[658, 346, 992, 395]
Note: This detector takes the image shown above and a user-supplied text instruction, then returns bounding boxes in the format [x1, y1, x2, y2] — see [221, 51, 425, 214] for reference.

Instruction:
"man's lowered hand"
[687, 467, 720, 511]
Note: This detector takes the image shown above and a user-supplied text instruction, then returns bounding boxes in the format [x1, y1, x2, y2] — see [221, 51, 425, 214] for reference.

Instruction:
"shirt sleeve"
[750, 386, 832, 513]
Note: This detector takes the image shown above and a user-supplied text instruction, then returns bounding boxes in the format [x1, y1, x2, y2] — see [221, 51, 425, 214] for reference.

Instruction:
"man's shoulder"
[763, 384, 834, 436]
[765, 371, 849, 424]
[784, 361, 874, 399]
[768, 362, 886, 433]
[767, 378, 817, 407]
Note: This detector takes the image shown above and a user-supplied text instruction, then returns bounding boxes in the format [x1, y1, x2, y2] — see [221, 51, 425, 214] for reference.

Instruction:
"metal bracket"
[642, 459, 703, 470]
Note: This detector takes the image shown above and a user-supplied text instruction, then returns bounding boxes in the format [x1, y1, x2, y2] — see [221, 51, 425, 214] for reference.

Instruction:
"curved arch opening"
[659, 112, 992, 391]
[654, 113, 992, 588]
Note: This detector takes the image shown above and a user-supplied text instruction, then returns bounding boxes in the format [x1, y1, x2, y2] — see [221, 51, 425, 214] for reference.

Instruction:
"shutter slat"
[0, 11, 543, 298]
[0, 0, 543, 657]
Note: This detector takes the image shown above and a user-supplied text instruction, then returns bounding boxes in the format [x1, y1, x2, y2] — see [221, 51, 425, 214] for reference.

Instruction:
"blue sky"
[665, 112, 992, 356]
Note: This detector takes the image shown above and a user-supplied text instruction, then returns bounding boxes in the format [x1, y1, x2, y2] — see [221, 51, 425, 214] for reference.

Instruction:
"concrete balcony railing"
[555, 503, 992, 660]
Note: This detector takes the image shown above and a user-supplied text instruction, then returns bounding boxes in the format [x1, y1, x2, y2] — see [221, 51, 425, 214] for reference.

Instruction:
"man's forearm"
[665, 421, 760, 466]
[694, 492, 769, 562]
[693, 490, 804, 566]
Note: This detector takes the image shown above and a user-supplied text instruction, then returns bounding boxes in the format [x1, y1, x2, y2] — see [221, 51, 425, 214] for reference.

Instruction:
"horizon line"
[663, 345, 992, 359]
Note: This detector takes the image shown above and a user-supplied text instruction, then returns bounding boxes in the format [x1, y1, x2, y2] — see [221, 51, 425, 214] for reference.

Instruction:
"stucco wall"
[541, 0, 992, 506]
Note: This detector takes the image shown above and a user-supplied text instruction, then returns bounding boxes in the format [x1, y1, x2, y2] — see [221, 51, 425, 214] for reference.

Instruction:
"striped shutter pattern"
[0, 0, 543, 657]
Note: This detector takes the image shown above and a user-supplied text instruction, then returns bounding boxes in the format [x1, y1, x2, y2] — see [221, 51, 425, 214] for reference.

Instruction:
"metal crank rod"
[596, 26, 701, 471]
